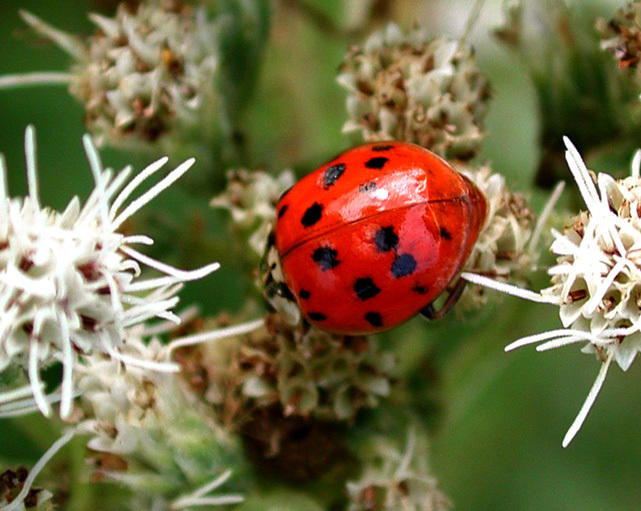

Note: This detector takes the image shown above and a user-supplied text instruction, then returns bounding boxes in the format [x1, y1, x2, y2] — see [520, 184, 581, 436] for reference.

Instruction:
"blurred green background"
[1, 0, 641, 510]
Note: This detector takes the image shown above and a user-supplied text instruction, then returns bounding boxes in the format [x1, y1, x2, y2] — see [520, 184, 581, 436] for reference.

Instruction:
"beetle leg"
[419, 277, 468, 321]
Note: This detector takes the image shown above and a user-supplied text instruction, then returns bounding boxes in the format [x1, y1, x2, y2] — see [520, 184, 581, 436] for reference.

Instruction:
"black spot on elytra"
[359, 181, 377, 193]
[312, 246, 340, 271]
[301, 202, 323, 227]
[365, 156, 389, 170]
[354, 277, 381, 301]
[364, 311, 383, 327]
[439, 227, 452, 240]
[323, 163, 346, 188]
[374, 226, 399, 252]
[277, 204, 288, 218]
[413, 284, 429, 294]
[371, 144, 394, 152]
[391, 253, 417, 278]
[308, 311, 327, 321]
[299, 289, 311, 299]
[278, 185, 293, 201]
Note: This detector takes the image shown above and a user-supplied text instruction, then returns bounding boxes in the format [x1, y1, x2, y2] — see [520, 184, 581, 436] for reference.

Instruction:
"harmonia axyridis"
[267, 142, 487, 335]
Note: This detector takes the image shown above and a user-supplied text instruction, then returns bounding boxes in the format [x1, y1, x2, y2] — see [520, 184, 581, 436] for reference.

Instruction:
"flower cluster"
[0, 127, 219, 420]
[19, 1, 224, 150]
[466, 138, 641, 446]
[337, 23, 489, 161]
[211, 168, 295, 260]
[73, 324, 247, 511]
[347, 429, 450, 511]
[597, 1, 641, 74]
[181, 313, 395, 425]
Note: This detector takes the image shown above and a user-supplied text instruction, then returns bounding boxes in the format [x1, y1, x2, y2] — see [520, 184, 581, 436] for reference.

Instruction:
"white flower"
[0, 314, 262, 511]
[463, 137, 641, 446]
[4, 4, 224, 150]
[337, 23, 489, 161]
[0, 127, 220, 420]
[347, 429, 450, 511]
[74, 315, 263, 454]
[72, 316, 262, 510]
[210, 168, 295, 259]
[0, 431, 73, 511]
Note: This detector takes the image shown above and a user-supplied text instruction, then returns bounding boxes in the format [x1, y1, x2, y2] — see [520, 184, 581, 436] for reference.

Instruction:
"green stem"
[66, 435, 94, 511]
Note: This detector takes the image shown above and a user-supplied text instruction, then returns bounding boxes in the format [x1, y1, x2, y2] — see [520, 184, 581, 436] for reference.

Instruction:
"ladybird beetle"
[268, 142, 487, 335]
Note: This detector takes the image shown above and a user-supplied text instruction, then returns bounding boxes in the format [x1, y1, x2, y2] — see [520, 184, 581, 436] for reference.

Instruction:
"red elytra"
[274, 142, 487, 335]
